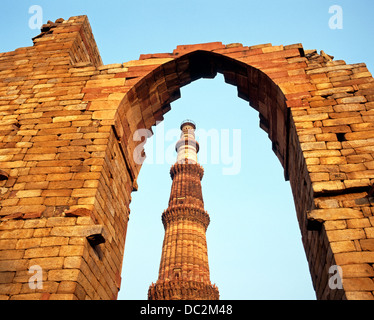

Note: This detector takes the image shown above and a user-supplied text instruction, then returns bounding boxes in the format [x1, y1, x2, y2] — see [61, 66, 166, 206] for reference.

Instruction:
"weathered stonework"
[0, 15, 374, 299]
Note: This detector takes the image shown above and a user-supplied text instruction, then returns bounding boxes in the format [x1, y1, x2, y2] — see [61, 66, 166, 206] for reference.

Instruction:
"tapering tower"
[148, 120, 219, 300]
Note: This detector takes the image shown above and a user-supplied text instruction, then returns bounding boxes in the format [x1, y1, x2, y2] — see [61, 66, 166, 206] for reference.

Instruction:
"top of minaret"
[180, 119, 196, 131]
[176, 119, 200, 164]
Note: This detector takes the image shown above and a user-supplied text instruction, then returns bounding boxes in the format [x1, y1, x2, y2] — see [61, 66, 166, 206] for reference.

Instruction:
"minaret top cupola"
[176, 120, 199, 164]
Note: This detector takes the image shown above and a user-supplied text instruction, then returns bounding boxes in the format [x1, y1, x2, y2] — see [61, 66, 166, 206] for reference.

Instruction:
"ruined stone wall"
[0, 16, 127, 300]
[0, 15, 373, 299]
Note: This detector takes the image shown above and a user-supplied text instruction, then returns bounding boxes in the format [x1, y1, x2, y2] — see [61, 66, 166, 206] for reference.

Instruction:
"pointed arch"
[111, 44, 374, 300]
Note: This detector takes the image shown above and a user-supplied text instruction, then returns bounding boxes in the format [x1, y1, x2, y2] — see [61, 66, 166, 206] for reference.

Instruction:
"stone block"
[322, 117, 363, 127]
[0, 250, 24, 260]
[360, 239, 374, 251]
[330, 241, 355, 253]
[344, 291, 374, 300]
[337, 96, 367, 104]
[48, 180, 84, 189]
[312, 180, 345, 193]
[71, 188, 97, 197]
[308, 208, 363, 222]
[24, 247, 60, 259]
[293, 113, 329, 122]
[46, 217, 76, 227]
[15, 190, 42, 198]
[40, 237, 69, 247]
[335, 252, 374, 265]
[50, 225, 104, 238]
[0, 259, 28, 272]
[300, 141, 326, 151]
[365, 228, 374, 238]
[0, 229, 34, 240]
[48, 269, 80, 282]
[347, 219, 371, 229]
[341, 264, 374, 278]
[16, 238, 41, 249]
[319, 157, 346, 165]
[28, 257, 64, 270]
[0, 272, 15, 284]
[343, 278, 374, 291]
[0, 240, 17, 250]
[63, 256, 83, 269]
[59, 245, 85, 257]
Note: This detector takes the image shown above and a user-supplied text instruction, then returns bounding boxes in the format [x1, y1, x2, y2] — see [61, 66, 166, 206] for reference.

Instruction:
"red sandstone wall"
[0, 15, 374, 299]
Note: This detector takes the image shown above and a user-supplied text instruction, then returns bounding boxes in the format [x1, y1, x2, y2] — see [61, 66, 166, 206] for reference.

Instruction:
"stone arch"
[115, 47, 313, 286]
[118, 49, 290, 178]
[1, 16, 373, 300]
[112, 44, 374, 300]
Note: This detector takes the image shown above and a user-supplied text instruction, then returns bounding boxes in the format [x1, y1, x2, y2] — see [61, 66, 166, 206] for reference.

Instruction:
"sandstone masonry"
[0, 15, 374, 299]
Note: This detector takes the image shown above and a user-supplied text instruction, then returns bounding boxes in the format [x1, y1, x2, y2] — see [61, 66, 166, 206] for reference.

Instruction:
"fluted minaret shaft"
[148, 120, 219, 300]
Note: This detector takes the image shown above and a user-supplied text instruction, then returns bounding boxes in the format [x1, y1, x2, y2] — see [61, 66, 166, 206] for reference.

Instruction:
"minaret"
[148, 120, 219, 300]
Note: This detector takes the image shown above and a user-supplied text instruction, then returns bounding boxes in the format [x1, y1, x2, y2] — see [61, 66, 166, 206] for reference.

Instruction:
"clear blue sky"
[1, 0, 374, 300]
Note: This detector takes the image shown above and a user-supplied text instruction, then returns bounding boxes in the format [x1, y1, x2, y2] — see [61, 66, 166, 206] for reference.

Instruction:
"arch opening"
[116, 51, 316, 299]
[117, 50, 293, 184]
